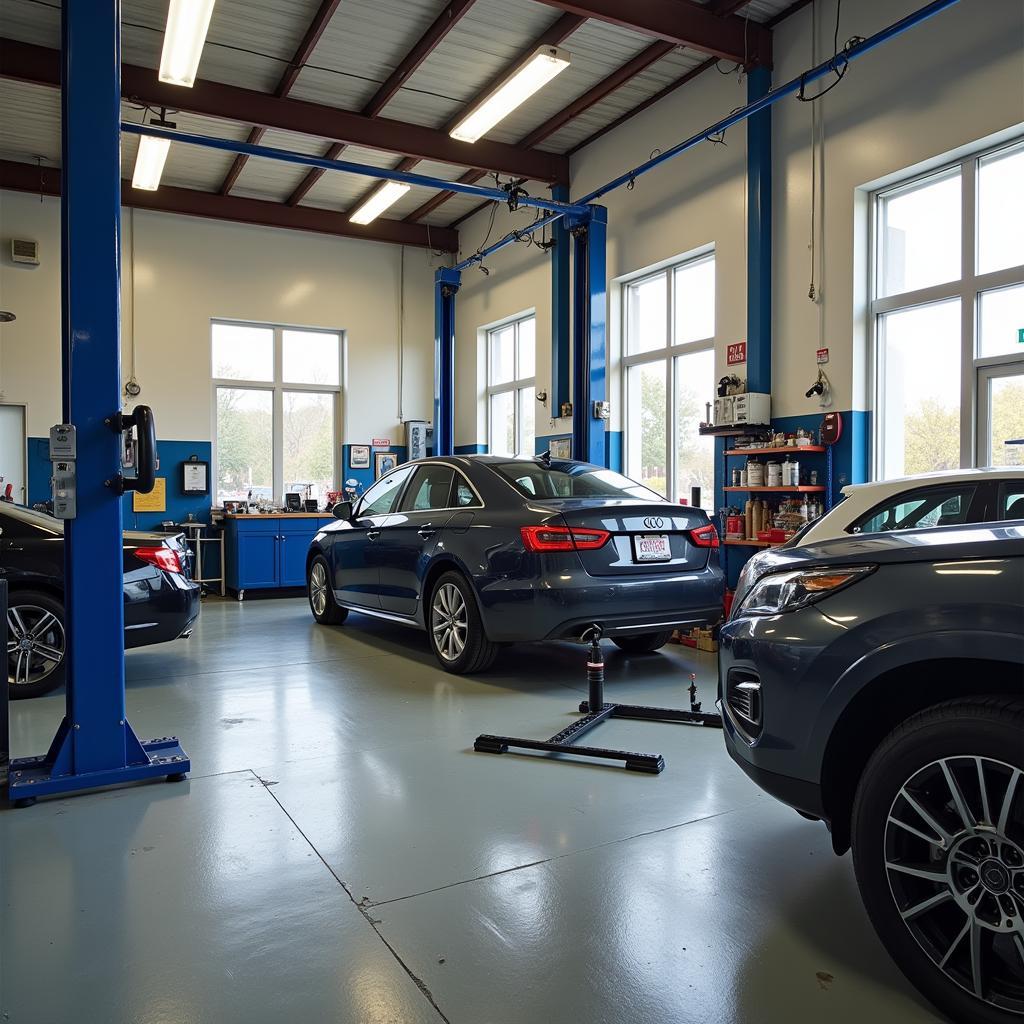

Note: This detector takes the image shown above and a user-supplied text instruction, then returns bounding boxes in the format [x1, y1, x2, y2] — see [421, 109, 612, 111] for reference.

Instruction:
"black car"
[720, 522, 1024, 1024]
[307, 455, 724, 672]
[2, 503, 200, 699]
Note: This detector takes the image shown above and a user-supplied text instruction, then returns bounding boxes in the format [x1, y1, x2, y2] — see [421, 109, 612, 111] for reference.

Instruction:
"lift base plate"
[7, 736, 190, 802]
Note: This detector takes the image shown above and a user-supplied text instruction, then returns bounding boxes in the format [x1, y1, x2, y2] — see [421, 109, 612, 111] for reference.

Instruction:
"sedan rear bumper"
[124, 575, 201, 649]
[476, 566, 724, 642]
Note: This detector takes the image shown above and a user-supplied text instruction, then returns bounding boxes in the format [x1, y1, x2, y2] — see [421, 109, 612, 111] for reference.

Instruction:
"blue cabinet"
[224, 516, 334, 598]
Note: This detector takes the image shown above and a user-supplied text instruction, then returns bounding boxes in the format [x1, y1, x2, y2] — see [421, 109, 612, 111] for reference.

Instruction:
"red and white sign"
[816, 347, 829, 364]
[371, 438, 391, 447]
[726, 341, 747, 365]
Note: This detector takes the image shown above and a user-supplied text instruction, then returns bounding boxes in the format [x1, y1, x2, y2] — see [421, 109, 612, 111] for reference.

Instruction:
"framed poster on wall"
[374, 451, 398, 479]
[181, 457, 209, 496]
[350, 445, 370, 469]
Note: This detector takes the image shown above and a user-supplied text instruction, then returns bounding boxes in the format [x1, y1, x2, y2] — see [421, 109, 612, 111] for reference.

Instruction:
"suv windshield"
[491, 462, 662, 501]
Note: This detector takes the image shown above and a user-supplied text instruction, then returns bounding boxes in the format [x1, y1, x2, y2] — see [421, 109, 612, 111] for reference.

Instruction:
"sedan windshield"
[492, 462, 662, 501]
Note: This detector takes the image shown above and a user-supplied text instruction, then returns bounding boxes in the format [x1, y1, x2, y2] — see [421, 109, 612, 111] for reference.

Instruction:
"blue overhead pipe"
[122, 122, 588, 218]
[462, 0, 960, 267]
[579, 0, 960, 204]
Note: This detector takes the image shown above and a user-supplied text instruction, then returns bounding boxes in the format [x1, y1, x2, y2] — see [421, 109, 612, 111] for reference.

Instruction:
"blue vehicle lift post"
[434, 267, 461, 458]
[7, 2, 189, 805]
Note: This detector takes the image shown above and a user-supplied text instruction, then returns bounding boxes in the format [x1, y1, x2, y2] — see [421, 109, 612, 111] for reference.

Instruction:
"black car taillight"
[520, 525, 611, 552]
[135, 545, 184, 575]
[689, 523, 720, 548]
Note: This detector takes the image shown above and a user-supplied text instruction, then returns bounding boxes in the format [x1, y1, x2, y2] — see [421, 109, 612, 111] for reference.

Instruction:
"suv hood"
[734, 523, 1024, 608]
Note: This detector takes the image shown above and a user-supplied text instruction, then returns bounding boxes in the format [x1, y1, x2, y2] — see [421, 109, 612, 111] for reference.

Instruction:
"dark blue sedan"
[306, 455, 724, 672]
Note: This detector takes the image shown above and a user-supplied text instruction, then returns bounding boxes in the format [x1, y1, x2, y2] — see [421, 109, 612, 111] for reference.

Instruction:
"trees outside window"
[212, 321, 342, 503]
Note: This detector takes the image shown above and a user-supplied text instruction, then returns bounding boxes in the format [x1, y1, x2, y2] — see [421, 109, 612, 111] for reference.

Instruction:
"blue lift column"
[433, 267, 461, 458]
[8, 1, 189, 804]
[550, 184, 571, 424]
[570, 206, 608, 466]
[746, 65, 772, 398]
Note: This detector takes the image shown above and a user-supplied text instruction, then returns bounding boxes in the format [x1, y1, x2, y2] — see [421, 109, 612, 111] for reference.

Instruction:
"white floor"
[1, 597, 945, 1023]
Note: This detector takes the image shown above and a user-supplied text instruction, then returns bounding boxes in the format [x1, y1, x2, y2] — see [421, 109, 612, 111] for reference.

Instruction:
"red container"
[726, 515, 744, 536]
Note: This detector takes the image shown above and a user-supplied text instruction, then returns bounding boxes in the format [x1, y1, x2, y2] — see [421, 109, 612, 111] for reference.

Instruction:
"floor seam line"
[247, 769, 453, 1024]
[368, 800, 759, 908]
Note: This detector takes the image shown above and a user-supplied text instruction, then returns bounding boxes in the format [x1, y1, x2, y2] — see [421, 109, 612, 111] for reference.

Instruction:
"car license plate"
[634, 533, 671, 562]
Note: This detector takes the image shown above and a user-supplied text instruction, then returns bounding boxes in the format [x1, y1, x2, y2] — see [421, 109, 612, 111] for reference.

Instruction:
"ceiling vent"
[11, 239, 39, 265]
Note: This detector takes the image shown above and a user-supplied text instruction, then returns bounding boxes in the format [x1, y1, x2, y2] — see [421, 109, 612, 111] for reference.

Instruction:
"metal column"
[746, 65, 772, 396]
[550, 184, 571, 420]
[433, 267, 460, 458]
[570, 206, 608, 466]
[8, 1, 188, 803]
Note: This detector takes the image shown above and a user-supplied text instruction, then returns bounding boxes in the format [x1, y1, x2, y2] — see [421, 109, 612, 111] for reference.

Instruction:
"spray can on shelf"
[744, 499, 753, 540]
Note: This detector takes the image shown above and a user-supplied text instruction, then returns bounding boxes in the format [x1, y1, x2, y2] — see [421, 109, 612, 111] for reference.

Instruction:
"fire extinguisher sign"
[726, 341, 747, 365]
[816, 348, 829, 364]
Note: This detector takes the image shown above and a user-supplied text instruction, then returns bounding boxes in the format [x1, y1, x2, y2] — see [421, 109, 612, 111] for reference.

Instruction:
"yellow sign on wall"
[132, 476, 167, 513]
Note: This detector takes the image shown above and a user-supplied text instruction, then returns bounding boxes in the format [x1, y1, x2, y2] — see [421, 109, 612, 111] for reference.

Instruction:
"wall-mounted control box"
[49, 424, 78, 519]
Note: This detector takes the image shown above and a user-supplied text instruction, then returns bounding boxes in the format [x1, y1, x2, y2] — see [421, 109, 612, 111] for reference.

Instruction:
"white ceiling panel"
[289, 0, 446, 113]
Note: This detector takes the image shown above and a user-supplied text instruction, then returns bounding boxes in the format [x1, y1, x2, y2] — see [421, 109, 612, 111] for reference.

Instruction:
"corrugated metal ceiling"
[0, 0, 800, 227]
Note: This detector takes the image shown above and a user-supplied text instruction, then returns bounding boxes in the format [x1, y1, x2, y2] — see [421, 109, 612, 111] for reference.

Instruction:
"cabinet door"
[237, 532, 279, 589]
[278, 529, 310, 587]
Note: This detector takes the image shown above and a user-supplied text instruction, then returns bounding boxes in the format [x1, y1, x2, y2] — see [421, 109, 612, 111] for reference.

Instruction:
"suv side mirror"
[332, 500, 354, 521]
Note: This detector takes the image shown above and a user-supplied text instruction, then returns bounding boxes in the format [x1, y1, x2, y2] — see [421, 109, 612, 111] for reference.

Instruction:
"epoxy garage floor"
[2, 598, 945, 1024]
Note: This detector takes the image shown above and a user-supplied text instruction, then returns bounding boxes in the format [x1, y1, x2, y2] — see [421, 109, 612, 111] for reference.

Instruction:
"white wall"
[0, 189, 437, 442]
[453, 0, 1024, 445]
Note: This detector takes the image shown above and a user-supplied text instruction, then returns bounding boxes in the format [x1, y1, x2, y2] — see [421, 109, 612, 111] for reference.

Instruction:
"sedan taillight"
[521, 525, 611, 552]
[689, 523, 720, 548]
[135, 545, 184, 574]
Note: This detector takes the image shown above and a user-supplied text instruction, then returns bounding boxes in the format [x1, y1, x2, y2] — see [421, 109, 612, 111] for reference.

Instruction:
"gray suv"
[720, 522, 1024, 1024]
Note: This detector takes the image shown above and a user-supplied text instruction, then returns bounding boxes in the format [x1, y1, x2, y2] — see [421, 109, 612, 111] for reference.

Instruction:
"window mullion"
[273, 327, 284, 502]
[664, 270, 675, 502]
[961, 155, 977, 467]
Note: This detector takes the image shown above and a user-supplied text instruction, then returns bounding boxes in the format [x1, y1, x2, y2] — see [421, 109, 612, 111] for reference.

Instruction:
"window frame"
[211, 319, 343, 504]
[870, 137, 1024, 479]
[485, 314, 536, 456]
[622, 251, 715, 504]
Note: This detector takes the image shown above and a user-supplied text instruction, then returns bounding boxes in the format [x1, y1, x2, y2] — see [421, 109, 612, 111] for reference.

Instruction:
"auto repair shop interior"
[0, 0, 1022, 1022]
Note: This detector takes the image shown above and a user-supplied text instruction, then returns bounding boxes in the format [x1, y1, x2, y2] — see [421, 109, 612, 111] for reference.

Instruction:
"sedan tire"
[7, 590, 66, 700]
[308, 556, 348, 625]
[428, 570, 498, 674]
[612, 630, 674, 655]
[851, 697, 1024, 1024]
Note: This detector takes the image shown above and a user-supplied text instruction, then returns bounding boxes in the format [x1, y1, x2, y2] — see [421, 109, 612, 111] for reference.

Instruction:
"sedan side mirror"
[332, 500, 354, 521]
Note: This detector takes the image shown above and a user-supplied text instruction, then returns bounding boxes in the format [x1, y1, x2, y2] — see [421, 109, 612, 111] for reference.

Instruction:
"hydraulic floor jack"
[473, 626, 722, 774]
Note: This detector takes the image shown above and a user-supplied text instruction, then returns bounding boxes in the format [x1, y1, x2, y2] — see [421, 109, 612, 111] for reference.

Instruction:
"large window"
[623, 254, 716, 507]
[212, 321, 342, 504]
[486, 314, 535, 456]
[872, 139, 1024, 478]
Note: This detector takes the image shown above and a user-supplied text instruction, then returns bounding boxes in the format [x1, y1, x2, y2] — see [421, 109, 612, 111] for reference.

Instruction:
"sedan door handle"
[417, 524, 437, 539]
[367, 529, 382, 541]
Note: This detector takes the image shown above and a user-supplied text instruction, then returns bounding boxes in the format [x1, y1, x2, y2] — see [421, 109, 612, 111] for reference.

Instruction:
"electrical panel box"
[732, 392, 771, 426]
[405, 420, 429, 461]
[49, 423, 78, 520]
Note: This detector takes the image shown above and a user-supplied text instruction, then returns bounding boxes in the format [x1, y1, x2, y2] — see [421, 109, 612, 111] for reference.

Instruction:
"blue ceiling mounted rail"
[461, 0, 961, 268]
[122, 123, 588, 218]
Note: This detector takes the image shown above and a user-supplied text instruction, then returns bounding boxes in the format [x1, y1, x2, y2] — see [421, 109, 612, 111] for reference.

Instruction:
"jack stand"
[474, 626, 721, 774]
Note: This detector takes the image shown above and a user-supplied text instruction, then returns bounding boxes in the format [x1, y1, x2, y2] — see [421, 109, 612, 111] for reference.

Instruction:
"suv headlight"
[736, 565, 875, 616]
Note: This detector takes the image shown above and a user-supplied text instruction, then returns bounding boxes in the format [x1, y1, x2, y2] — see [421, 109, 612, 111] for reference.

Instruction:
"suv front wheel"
[852, 697, 1024, 1024]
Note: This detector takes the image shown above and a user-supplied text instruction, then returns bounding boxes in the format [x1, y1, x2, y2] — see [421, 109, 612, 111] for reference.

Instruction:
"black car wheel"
[308, 556, 348, 625]
[427, 571, 497, 674]
[852, 697, 1024, 1024]
[7, 590, 66, 699]
[612, 630, 674, 655]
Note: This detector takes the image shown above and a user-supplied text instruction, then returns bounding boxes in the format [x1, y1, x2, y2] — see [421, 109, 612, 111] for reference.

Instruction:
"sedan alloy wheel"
[7, 603, 65, 687]
[431, 582, 467, 663]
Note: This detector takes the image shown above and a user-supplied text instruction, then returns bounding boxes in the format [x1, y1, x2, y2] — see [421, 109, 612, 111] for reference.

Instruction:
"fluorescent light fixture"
[132, 135, 171, 191]
[349, 181, 411, 225]
[159, 0, 216, 87]
[450, 46, 570, 143]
